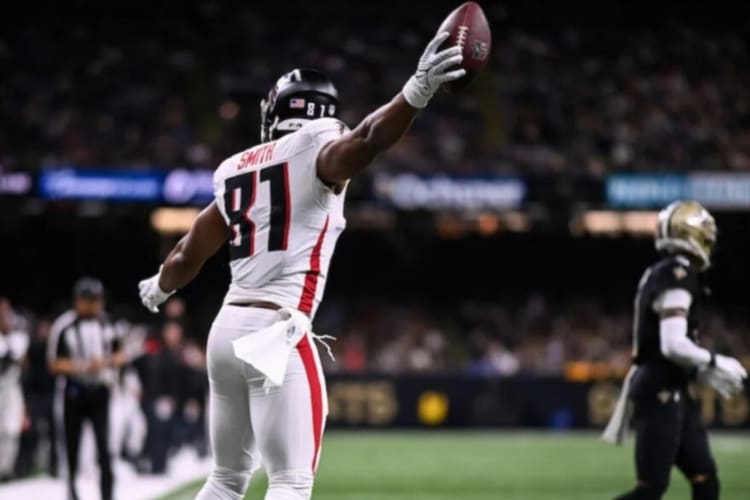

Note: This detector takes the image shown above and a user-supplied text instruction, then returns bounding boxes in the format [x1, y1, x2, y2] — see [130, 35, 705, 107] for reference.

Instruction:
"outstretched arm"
[316, 32, 465, 184]
[138, 202, 227, 312]
[158, 202, 227, 291]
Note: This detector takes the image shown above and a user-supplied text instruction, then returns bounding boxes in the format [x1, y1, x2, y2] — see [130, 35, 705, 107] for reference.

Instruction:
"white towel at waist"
[601, 365, 637, 446]
[231, 307, 310, 390]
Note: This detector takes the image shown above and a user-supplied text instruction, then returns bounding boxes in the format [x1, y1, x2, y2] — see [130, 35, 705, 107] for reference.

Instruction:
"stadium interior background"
[1, 0, 750, 491]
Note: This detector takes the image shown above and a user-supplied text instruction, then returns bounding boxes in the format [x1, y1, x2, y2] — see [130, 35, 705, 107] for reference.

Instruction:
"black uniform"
[17, 328, 58, 477]
[48, 310, 118, 500]
[617, 255, 718, 500]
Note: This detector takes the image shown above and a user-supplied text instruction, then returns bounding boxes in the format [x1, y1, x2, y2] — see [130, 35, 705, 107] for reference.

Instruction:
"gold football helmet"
[655, 201, 717, 270]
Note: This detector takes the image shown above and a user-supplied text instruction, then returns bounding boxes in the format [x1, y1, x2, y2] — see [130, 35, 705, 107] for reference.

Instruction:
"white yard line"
[0, 449, 211, 500]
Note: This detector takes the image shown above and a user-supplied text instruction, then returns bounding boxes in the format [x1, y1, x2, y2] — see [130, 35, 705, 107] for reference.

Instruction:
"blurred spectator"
[339, 334, 368, 373]
[0, 298, 29, 481]
[110, 365, 147, 465]
[143, 321, 187, 474]
[468, 339, 520, 377]
[177, 339, 208, 458]
[17, 319, 56, 478]
[163, 297, 194, 335]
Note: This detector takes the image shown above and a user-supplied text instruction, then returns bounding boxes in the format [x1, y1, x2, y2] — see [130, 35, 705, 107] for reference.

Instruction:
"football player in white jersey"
[138, 32, 465, 500]
[0, 298, 29, 480]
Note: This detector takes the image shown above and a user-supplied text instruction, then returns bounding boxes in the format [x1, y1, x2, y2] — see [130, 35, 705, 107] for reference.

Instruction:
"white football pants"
[196, 305, 327, 500]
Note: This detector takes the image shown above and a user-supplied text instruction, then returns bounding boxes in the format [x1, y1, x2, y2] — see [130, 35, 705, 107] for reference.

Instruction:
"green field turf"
[157, 431, 750, 500]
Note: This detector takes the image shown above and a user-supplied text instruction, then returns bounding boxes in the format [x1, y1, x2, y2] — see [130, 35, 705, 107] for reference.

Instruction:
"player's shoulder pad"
[298, 117, 350, 138]
[650, 255, 699, 292]
[49, 309, 77, 339]
[51, 309, 77, 331]
[217, 150, 246, 172]
[213, 149, 246, 183]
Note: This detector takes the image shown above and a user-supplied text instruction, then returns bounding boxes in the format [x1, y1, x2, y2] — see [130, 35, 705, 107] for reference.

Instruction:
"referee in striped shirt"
[48, 277, 125, 500]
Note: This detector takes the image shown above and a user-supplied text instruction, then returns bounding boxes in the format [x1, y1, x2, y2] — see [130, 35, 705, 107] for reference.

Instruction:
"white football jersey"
[0, 330, 28, 387]
[214, 118, 350, 318]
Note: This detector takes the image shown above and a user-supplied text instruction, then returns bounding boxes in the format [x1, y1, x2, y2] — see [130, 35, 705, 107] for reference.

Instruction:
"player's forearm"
[49, 358, 85, 376]
[359, 93, 419, 153]
[659, 316, 712, 367]
[140, 203, 226, 312]
[325, 94, 418, 181]
[316, 34, 464, 184]
[158, 236, 203, 292]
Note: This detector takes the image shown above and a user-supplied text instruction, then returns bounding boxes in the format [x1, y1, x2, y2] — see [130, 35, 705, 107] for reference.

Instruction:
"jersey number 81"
[223, 163, 290, 261]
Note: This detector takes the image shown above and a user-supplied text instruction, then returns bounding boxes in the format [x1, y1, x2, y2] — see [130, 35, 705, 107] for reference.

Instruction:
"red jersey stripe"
[297, 216, 329, 314]
[297, 335, 324, 472]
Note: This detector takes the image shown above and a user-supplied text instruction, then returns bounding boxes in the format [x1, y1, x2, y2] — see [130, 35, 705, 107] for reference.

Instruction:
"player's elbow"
[346, 123, 383, 164]
[318, 135, 378, 183]
[659, 339, 681, 360]
[659, 315, 689, 360]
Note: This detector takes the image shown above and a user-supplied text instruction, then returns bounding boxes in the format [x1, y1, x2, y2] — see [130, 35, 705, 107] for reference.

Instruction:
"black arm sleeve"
[56, 330, 70, 358]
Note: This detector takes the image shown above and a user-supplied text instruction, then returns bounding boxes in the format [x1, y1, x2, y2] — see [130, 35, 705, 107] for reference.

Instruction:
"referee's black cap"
[73, 277, 105, 300]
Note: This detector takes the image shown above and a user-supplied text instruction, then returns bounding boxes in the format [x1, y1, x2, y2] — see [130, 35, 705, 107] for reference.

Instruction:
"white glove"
[715, 353, 748, 382]
[698, 367, 742, 399]
[698, 354, 748, 399]
[402, 31, 467, 109]
[138, 268, 174, 313]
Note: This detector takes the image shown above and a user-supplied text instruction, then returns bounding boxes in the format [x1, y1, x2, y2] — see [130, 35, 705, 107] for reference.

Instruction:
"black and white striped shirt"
[47, 310, 118, 387]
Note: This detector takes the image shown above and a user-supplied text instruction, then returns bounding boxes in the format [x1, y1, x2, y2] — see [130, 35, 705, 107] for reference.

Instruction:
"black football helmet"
[260, 68, 340, 142]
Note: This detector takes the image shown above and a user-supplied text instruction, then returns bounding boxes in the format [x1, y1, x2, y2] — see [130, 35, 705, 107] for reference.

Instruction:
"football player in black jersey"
[607, 201, 747, 500]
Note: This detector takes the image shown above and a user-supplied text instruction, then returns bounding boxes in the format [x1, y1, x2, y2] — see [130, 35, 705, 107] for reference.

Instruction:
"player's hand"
[402, 31, 466, 109]
[86, 358, 106, 374]
[715, 354, 748, 382]
[138, 269, 174, 313]
[699, 354, 747, 399]
[699, 366, 743, 399]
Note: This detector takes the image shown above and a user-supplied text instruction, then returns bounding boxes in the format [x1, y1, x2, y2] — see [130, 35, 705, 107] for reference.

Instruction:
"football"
[437, 1, 492, 92]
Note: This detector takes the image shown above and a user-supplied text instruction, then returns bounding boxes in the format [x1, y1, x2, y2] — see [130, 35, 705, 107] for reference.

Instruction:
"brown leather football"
[436, 2, 492, 92]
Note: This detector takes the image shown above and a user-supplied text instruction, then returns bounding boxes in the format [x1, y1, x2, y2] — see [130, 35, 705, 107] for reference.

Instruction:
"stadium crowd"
[0, 295, 208, 482]
[2, 289, 749, 480]
[2, 1, 750, 176]
[316, 296, 750, 377]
